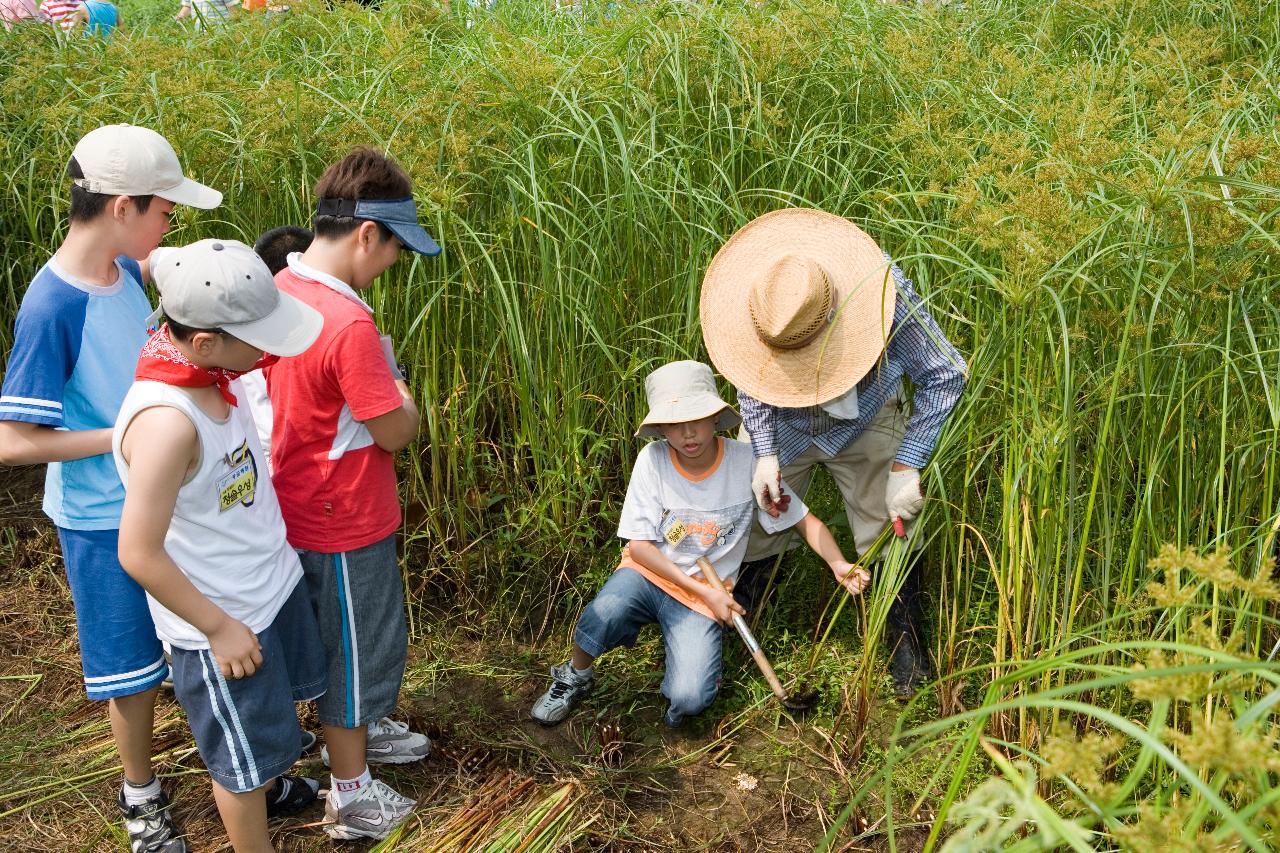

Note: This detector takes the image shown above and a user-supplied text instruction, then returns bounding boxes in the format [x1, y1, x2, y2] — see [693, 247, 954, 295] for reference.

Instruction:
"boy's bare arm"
[362, 379, 420, 452]
[792, 512, 871, 597]
[0, 421, 113, 466]
[627, 539, 745, 625]
[117, 407, 263, 678]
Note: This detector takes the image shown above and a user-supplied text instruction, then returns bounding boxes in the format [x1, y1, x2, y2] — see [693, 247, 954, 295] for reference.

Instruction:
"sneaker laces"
[364, 780, 414, 815]
[545, 667, 582, 700]
[369, 717, 408, 737]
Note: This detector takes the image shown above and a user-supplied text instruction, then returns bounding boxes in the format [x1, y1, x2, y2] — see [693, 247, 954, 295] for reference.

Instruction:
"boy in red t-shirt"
[264, 147, 440, 841]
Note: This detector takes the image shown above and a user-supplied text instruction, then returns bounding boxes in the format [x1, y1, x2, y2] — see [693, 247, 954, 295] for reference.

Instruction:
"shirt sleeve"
[756, 475, 810, 534]
[616, 444, 664, 542]
[887, 264, 968, 468]
[0, 281, 85, 427]
[325, 320, 404, 422]
[737, 390, 778, 457]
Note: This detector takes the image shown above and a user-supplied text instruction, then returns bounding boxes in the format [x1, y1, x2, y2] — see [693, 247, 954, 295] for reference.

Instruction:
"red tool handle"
[893, 517, 906, 538]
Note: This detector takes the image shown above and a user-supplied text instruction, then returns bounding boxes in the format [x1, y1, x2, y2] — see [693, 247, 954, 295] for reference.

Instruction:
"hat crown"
[153, 240, 278, 328]
[71, 124, 183, 196]
[644, 360, 717, 410]
[747, 254, 833, 350]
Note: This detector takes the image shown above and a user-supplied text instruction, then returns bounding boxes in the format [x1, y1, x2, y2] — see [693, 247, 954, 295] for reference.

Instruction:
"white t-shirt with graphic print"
[617, 437, 808, 591]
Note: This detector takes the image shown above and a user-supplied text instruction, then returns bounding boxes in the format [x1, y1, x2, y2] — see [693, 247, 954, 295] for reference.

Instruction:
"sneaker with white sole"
[320, 717, 431, 767]
[530, 662, 594, 725]
[323, 779, 415, 840]
[117, 787, 187, 853]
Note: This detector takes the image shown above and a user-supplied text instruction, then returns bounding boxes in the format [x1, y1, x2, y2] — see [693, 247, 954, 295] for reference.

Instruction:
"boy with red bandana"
[114, 239, 326, 851]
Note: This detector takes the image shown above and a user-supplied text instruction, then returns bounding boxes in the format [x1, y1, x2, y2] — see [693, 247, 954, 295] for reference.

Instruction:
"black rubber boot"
[885, 551, 934, 700]
[732, 557, 776, 612]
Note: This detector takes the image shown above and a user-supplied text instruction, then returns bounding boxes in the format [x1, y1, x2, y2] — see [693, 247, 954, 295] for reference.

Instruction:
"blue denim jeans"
[574, 568, 723, 725]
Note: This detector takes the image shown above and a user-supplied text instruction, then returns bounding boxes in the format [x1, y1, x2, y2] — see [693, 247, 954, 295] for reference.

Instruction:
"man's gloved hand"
[885, 467, 924, 523]
[752, 454, 781, 512]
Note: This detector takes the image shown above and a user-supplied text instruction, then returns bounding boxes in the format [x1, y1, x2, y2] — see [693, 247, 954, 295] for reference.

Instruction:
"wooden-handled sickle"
[696, 557, 819, 713]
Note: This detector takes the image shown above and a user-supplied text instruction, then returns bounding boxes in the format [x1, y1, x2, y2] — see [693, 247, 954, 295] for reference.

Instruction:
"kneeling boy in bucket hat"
[531, 361, 870, 728]
[114, 239, 327, 851]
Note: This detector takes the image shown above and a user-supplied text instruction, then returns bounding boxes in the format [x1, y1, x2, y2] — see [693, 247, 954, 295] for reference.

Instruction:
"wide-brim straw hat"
[700, 208, 897, 409]
[635, 360, 742, 438]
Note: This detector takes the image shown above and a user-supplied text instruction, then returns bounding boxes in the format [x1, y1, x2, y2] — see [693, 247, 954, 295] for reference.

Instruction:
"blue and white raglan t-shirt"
[0, 256, 151, 530]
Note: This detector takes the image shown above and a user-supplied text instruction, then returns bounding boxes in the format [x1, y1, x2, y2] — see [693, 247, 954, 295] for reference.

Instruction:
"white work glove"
[885, 468, 924, 523]
[751, 454, 781, 511]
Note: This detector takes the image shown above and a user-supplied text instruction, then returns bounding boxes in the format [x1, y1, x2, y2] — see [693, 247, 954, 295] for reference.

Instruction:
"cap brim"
[222, 291, 323, 357]
[385, 220, 441, 256]
[154, 177, 223, 210]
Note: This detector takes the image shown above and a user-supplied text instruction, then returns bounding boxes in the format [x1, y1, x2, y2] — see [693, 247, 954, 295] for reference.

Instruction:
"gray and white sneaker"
[323, 779, 415, 841]
[321, 717, 431, 766]
[531, 662, 594, 725]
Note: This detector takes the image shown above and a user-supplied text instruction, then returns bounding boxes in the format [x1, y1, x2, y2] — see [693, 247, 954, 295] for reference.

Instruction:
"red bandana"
[135, 325, 277, 406]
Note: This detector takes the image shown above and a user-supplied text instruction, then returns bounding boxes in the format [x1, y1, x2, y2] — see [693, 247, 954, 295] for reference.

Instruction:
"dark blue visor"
[316, 197, 441, 256]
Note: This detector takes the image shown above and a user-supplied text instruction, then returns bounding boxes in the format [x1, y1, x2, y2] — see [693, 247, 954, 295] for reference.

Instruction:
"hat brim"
[384, 220, 441, 256]
[636, 403, 742, 439]
[222, 291, 323, 357]
[700, 208, 896, 409]
[155, 177, 223, 210]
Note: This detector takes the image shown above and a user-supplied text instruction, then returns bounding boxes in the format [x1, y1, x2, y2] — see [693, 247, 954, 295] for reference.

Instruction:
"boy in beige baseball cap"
[0, 123, 220, 852]
[531, 360, 868, 728]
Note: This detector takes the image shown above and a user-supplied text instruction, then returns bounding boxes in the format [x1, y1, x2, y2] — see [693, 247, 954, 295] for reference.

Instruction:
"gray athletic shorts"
[170, 582, 325, 793]
[297, 534, 407, 728]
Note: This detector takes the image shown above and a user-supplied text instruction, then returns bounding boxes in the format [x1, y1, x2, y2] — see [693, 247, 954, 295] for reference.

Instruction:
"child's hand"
[208, 617, 263, 679]
[701, 586, 746, 626]
[832, 561, 871, 597]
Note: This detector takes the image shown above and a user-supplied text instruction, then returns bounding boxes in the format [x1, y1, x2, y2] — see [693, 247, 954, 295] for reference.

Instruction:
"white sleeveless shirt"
[112, 380, 303, 650]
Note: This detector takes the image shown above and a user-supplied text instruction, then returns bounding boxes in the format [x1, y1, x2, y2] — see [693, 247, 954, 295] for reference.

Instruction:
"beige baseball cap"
[150, 239, 322, 357]
[635, 361, 741, 438]
[70, 124, 222, 209]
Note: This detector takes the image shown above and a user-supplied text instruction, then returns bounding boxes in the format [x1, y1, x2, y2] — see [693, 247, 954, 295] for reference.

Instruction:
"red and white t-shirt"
[265, 255, 404, 553]
[38, 0, 80, 28]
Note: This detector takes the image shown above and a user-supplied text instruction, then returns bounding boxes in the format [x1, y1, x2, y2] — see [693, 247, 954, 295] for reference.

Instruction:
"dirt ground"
[0, 466, 933, 851]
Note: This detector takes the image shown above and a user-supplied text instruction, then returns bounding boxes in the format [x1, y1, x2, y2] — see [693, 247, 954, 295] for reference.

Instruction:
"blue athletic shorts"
[297, 534, 407, 729]
[58, 527, 168, 700]
[169, 581, 325, 793]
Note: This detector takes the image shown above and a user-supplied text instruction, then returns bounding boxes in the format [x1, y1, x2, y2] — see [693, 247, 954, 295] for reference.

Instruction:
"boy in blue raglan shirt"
[0, 124, 220, 853]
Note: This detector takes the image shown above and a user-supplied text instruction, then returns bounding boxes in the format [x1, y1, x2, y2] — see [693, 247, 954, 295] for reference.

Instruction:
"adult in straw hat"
[700, 208, 967, 699]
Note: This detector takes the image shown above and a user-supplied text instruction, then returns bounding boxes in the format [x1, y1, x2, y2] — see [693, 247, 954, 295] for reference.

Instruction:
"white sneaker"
[321, 717, 431, 766]
[323, 780, 415, 841]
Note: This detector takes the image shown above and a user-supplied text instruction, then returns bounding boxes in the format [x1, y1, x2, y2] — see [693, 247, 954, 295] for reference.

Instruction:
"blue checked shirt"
[738, 263, 967, 469]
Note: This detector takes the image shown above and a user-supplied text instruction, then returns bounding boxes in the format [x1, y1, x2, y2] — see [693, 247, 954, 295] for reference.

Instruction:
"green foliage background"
[2, 0, 1280, 846]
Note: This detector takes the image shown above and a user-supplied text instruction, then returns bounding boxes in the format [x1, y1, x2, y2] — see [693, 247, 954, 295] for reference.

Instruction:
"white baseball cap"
[150, 239, 323, 357]
[70, 124, 222, 209]
[635, 360, 742, 438]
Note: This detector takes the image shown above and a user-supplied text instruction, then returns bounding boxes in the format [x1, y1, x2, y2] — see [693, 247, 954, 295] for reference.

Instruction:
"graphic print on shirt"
[216, 440, 258, 512]
[659, 507, 745, 558]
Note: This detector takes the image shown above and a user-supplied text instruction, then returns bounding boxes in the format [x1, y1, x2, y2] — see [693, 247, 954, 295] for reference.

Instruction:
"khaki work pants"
[742, 398, 913, 562]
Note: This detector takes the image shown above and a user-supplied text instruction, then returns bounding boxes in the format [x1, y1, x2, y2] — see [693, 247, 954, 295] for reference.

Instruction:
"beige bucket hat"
[636, 360, 742, 438]
[700, 208, 897, 409]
